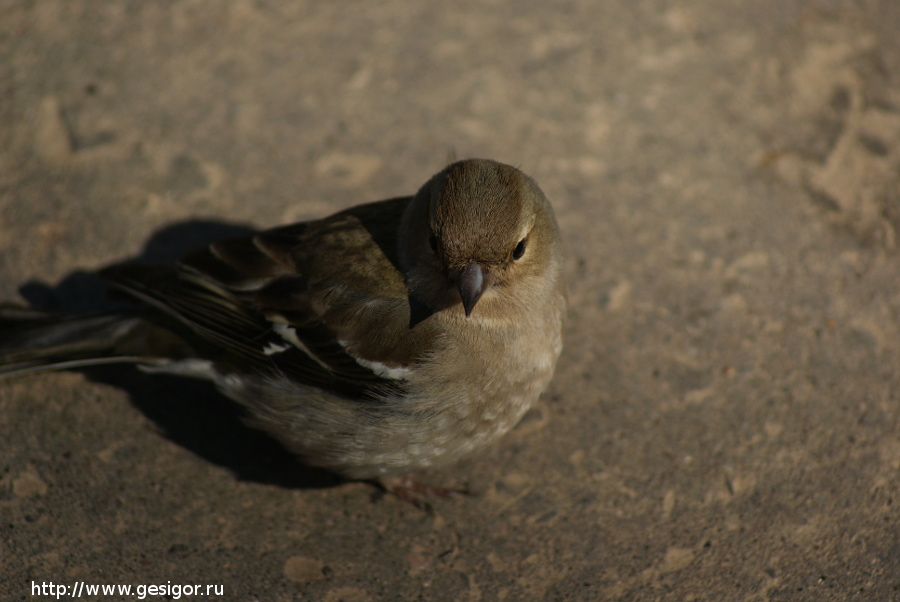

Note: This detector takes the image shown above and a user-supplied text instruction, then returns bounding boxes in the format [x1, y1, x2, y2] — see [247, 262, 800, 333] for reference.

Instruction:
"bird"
[0, 158, 565, 497]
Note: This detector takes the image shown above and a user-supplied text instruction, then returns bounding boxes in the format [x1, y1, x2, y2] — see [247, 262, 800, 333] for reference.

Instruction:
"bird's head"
[400, 159, 562, 319]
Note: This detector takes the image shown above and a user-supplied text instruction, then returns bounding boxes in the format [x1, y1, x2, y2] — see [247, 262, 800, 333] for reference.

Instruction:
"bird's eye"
[429, 234, 438, 253]
[513, 238, 527, 260]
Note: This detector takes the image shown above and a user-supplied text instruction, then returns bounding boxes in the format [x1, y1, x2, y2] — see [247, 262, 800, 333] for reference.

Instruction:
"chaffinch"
[1, 158, 565, 484]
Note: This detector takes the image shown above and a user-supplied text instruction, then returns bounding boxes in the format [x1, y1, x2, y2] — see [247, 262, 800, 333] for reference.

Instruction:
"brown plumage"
[0, 159, 566, 482]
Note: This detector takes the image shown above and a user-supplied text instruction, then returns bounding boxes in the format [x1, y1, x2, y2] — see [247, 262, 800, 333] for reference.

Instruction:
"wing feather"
[99, 197, 429, 400]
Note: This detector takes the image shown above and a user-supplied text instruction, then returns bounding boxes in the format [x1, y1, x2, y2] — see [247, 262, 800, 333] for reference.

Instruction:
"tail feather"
[0, 307, 157, 377]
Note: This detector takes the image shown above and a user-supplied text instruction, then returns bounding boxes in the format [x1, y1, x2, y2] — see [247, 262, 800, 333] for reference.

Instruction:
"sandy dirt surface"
[3, 1, 900, 600]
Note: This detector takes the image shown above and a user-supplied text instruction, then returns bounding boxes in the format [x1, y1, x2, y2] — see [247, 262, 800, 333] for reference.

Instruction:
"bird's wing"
[100, 197, 432, 399]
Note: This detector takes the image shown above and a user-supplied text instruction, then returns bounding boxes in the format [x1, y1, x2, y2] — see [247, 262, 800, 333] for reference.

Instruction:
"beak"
[456, 261, 491, 317]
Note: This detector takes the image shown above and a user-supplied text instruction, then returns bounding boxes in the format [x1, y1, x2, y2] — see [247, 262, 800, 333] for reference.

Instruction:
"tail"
[0, 306, 167, 378]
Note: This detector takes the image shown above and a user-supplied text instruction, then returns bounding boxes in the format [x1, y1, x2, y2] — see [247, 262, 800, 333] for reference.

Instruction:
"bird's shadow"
[18, 219, 344, 491]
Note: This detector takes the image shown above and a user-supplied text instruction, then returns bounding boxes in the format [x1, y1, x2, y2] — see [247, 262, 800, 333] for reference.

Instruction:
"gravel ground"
[3, 1, 900, 600]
